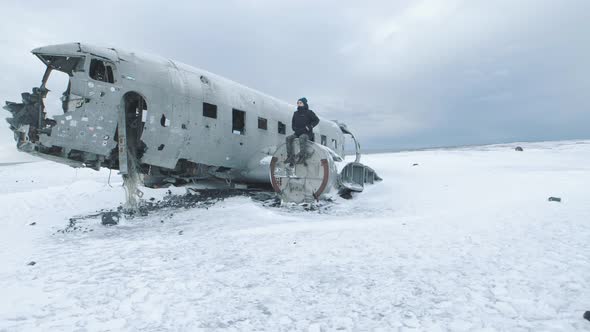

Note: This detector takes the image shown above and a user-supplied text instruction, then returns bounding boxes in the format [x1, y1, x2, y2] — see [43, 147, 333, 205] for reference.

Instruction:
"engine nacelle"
[270, 140, 338, 203]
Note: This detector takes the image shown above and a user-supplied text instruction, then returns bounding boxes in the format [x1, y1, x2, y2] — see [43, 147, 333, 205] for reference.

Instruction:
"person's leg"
[285, 134, 296, 164]
[297, 133, 309, 163]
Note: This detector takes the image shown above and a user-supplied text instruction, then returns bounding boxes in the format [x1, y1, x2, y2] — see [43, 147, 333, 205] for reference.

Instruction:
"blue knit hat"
[298, 97, 308, 105]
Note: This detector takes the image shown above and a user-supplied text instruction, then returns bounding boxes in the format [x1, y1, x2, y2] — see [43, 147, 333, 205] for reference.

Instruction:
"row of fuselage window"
[86, 59, 338, 150]
[201, 102, 337, 149]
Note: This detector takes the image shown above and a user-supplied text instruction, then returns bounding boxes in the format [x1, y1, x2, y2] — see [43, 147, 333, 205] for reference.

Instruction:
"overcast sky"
[1, 0, 589, 161]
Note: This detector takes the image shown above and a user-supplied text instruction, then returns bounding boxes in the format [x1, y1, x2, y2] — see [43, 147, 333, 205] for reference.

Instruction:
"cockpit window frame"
[89, 58, 117, 84]
[34, 54, 86, 77]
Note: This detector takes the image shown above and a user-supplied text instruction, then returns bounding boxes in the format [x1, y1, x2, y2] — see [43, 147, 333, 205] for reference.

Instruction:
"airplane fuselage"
[5, 43, 346, 187]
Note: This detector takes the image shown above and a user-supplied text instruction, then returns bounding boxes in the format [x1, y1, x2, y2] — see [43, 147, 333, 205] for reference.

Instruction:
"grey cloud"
[0, 0, 588, 161]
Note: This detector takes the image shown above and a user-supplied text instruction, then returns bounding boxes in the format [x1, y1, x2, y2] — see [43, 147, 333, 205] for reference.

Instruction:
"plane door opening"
[118, 92, 147, 174]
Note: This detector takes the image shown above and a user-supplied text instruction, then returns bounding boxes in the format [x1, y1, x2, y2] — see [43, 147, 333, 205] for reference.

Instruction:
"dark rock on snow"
[101, 212, 121, 226]
[515, 146, 524, 151]
[548, 197, 562, 203]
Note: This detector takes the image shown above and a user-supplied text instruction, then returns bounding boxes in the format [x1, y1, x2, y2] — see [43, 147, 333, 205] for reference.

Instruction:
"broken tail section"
[269, 123, 382, 204]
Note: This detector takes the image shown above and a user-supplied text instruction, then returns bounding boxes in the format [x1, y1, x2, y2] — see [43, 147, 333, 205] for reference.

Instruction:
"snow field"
[0, 141, 589, 331]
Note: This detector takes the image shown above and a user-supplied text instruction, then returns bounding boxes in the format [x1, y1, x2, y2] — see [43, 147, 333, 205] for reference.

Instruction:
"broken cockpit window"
[36, 55, 85, 117]
[44, 69, 70, 117]
[35, 55, 85, 76]
[89, 59, 115, 83]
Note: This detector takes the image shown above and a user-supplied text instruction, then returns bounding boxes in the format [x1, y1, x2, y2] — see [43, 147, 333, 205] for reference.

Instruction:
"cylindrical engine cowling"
[270, 140, 338, 203]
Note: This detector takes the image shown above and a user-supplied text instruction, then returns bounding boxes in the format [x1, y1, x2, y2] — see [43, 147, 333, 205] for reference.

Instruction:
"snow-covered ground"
[1, 140, 589, 331]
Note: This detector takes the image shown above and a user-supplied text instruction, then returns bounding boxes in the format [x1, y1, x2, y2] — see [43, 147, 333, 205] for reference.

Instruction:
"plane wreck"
[4, 43, 380, 204]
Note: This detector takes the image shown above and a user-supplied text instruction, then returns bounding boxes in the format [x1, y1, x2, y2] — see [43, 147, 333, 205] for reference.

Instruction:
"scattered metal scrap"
[57, 188, 337, 232]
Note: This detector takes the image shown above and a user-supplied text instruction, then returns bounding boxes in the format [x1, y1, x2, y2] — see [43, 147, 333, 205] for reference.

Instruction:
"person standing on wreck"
[285, 97, 320, 166]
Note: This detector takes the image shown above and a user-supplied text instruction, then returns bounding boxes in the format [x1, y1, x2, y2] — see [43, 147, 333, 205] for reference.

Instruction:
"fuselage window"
[278, 121, 286, 135]
[321, 135, 327, 146]
[258, 117, 268, 130]
[232, 109, 246, 135]
[332, 139, 338, 149]
[89, 59, 115, 83]
[203, 102, 217, 118]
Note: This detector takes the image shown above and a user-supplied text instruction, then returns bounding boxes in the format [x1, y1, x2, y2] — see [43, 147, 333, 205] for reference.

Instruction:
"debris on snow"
[101, 212, 121, 226]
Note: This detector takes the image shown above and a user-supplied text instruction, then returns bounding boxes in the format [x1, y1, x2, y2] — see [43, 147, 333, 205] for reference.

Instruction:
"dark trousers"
[286, 133, 309, 160]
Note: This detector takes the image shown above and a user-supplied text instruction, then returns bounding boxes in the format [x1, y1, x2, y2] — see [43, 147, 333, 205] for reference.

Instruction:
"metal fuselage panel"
[16, 43, 346, 184]
[138, 58, 346, 181]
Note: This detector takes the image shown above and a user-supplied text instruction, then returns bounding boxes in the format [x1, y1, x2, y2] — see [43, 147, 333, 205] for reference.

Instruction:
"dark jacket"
[291, 107, 320, 137]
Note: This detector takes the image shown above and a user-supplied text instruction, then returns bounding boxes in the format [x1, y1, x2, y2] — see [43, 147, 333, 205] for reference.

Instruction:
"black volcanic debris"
[56, 216, 97, 234]
[127, 189, 279, 215]
[58, 190, 280, 232]
[58, 188, 334, 233]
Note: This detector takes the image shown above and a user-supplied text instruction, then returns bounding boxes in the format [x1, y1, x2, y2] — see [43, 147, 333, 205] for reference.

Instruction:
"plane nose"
[31, 43, 82, 56]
